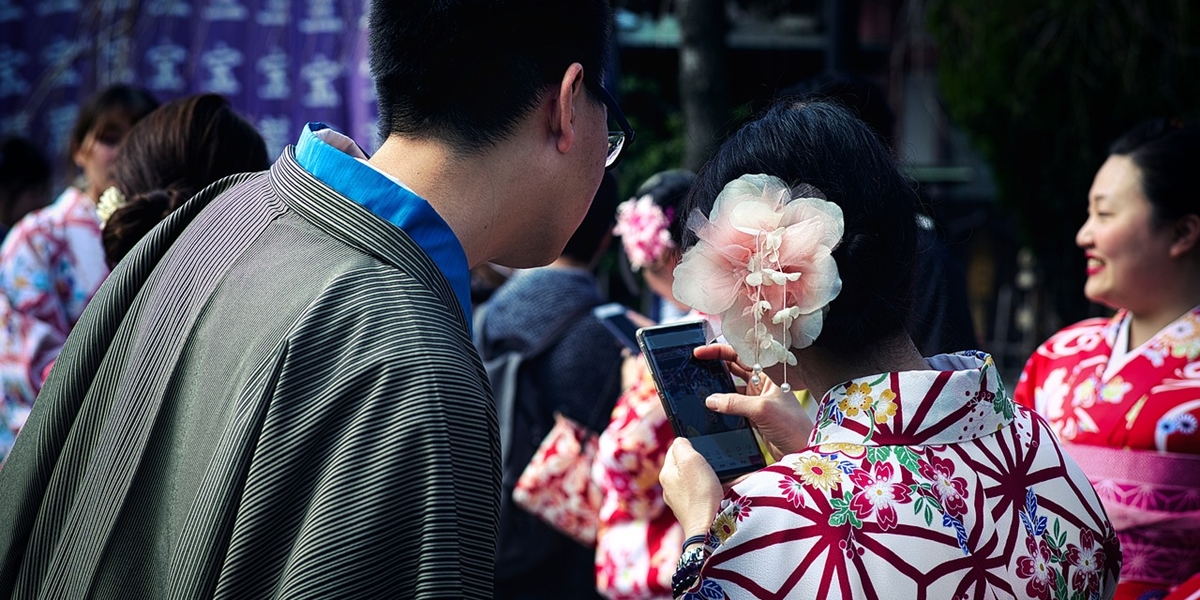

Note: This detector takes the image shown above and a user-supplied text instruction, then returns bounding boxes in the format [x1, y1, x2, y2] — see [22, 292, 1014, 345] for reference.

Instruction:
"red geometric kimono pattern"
[685, 352, 1121, 600]
[1014, 307, 1200, 592]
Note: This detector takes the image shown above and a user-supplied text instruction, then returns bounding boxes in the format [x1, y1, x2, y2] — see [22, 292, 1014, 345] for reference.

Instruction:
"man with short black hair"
[0, 1, 627, 598]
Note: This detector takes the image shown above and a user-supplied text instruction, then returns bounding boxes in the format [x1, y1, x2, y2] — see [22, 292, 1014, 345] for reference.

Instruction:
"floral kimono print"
[1015, 307, 1200, 598]
[0, 187, 109, 459]
[681, 352, 1120, 600]
[593, 363, 683, 600]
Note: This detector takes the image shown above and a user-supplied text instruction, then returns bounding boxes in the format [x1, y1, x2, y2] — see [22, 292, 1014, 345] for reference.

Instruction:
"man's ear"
[552, 62, 586, 155]
[1170, 213, 1200, 258]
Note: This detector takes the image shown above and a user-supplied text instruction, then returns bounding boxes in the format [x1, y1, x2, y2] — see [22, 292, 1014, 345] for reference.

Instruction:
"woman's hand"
[660, 437, 723, 538]
[695, 344, 815, 458]
[620, 353, 646, 393]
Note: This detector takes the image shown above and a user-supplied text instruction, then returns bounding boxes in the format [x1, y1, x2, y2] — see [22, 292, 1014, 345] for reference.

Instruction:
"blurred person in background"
[0, 85, 157, 457]
[593, 169, 699, 600]
[0, 136, 52, 241]
[479, 173, 622, 600]
[1015, 119, 1200, 600]
[658, 99, 1118, 599]
[98, 93, 269, 268]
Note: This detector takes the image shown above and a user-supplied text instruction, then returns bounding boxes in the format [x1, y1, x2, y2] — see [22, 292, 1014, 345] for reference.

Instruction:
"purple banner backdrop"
[0, 0, 380, 178]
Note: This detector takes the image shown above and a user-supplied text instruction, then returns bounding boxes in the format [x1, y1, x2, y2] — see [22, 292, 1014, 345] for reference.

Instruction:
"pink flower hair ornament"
[672, 174, 843, 384]
[613, 195, 676, 271]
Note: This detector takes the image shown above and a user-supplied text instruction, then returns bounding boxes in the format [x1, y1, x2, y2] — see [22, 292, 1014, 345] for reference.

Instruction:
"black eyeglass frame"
[586, 81, 636, 170]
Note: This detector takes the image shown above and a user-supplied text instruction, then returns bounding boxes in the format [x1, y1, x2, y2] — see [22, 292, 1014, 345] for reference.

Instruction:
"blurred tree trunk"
[677, 0, 730, 171]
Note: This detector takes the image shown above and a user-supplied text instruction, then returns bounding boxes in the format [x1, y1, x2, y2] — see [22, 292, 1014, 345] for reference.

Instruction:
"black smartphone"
[593, 302, 641, 353]
[636, 320, 766, 481]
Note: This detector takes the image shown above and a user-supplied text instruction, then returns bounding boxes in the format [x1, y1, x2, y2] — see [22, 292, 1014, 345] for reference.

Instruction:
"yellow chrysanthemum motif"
[712, 510, 739, 543]
[792, 454, 841, 492]
[815, 442, 865, 458]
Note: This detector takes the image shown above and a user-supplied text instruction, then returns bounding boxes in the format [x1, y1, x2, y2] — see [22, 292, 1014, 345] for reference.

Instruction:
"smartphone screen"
[593, 302, 641, 353]
[637, 321, 766, 481]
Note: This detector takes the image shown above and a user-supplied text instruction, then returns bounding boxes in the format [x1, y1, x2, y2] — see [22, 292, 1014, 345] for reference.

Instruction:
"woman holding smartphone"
[658, 100, 1121, 599]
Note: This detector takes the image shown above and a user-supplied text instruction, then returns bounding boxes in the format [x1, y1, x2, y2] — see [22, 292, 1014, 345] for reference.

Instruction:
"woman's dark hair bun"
[102, 188, 183, 267]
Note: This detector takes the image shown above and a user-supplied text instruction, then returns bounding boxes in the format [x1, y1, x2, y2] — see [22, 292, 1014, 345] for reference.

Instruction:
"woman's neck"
[1128, 296, 1200, 349]
[798, 331, 928, 402]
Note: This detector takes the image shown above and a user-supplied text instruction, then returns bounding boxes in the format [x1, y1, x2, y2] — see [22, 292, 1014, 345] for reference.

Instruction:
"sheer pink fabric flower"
[613, 195, 675, 271]
[672, 174, 843, 368]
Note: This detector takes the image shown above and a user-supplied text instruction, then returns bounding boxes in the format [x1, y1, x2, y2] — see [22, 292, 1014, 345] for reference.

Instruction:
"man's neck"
[368, 135, 508, 269]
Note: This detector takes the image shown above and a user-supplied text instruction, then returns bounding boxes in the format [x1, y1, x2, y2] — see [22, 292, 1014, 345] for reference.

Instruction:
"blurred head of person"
[101, 93, 269, 268]
[0, 136, 53, 230]
[560, 172, 619, 268]
[68, 85, 159, 202]
[1076, 119, 1200, 318]
[368, 0, 617, 268]
[675, 100, 921, 390]
[613, 169, 695, 311]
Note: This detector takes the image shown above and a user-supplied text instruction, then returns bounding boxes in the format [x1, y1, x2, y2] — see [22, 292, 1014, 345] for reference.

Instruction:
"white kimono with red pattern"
[681, 352, 1120, 600]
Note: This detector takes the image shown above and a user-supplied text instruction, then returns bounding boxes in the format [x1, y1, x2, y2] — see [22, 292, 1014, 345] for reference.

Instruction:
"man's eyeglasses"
[587, 82, 635, 170]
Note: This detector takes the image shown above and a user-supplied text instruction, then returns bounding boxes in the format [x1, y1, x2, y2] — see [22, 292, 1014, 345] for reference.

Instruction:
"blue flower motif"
[683, 578, 725, 599]
[942, 513, 970, 555]
[1019, 488, 1047, 537]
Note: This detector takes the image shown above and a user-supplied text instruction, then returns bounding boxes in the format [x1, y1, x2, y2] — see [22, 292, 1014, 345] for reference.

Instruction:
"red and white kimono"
[1015, 307, 1200, 598]
[0, 187, 109, 459]
[683, 352, 1120, 600]
[593, 360, 683, 600]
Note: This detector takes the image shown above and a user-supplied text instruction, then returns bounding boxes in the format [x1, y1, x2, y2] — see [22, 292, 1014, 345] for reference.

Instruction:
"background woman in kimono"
[657, 100, 1121, 600]
[1014, 120, 1200, 600]
[0, 85, 157, 459]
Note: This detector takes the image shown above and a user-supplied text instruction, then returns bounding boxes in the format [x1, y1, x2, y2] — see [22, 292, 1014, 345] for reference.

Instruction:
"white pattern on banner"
[41, 38, 81, 89]
[146, 0, 190, 18]
[35, 0, 80, 16]
[258, 116, 291, 161]
[203, 0, 247, 21]
[256, 0, 288, 26]
[257, 48, 290, 100]
[301, 54, 342, 108]
[46, 105, 79, 157]
[99, 38, 135, 85]
[147, 43, 187, 91]
[299, 0, 342, 33]
[202, 43, 243, 95]
[0, 47, 29, 98]
[0, 0, 24, 22]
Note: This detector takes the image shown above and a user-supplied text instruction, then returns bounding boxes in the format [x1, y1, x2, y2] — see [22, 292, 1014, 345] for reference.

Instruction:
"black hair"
[1109, 118, 1200, 225]
[0, 136, 52, 224]
[562, 171, 618, 264]
[67, 85, 158, 169]
[636, 169, 695, 248]
[369, 0, 613, 155]
[103, 94, 268, 267]
[681, 100, 920, 353]
[777, 72, 895, 148]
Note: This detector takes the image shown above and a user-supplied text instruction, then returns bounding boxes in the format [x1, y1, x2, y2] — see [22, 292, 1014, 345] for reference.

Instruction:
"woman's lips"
[1086, 256, 1105, 276]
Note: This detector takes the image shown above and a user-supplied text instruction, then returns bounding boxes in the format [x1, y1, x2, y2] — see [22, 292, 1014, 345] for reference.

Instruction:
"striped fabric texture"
[0, 149, 501, 599]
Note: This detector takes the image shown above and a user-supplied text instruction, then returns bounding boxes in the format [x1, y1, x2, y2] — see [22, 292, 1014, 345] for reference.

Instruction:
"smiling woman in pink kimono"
[1015, 119, 1200, 600]
[655, 100, 1120, 600]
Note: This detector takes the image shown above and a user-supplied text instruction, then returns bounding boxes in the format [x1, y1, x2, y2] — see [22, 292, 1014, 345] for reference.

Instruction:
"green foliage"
[612, 74, 687, 201]
[927, 0, 1200, 327]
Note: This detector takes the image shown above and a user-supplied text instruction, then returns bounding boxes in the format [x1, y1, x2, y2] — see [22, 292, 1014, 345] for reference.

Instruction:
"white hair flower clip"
[672, 174, 843, 391]
[613, 194, 675, 271]
[96, 186, 126, 227]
